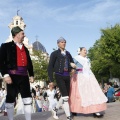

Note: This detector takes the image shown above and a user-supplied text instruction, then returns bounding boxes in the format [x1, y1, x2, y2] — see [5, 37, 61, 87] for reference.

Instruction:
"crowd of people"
[0, 85, 61, 114]
[0, 26, 120, 120]
[101, 82, 120, 103]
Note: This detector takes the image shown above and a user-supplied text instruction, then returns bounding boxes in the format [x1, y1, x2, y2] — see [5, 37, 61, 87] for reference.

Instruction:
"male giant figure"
[0, 26, 34, 120]
[48, 37, 75, 120]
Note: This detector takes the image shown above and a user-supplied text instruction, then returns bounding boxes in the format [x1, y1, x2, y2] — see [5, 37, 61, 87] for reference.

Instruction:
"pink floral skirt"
[69, 74, 107, 114]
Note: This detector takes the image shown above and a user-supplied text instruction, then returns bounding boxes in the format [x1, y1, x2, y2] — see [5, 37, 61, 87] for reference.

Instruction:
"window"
[16, 21, 18, 25]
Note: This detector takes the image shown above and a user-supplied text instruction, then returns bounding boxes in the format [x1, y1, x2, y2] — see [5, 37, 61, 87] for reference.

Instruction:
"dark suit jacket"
[47, 49, 74, 82]
[0, 41, 34, 77]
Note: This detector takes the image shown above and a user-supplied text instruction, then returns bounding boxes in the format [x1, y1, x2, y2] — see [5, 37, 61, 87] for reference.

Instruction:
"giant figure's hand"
[70, 63, 76, 69]
[3, 76, 12, 84]
[71, 69, 76, 76]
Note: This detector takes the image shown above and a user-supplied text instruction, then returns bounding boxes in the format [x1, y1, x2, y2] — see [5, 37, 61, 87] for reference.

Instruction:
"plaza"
[0, 102, 120, 120]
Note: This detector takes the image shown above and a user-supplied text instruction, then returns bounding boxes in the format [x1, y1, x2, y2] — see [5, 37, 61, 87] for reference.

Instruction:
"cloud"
[48, 0, 120, 22]
[0, 0, 120, 24]
[18, 0, 120, 23]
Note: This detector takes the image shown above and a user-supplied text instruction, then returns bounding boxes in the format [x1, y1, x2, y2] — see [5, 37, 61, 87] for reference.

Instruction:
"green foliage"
[88, 24, 120, 82]
[32, 49, 48, 82]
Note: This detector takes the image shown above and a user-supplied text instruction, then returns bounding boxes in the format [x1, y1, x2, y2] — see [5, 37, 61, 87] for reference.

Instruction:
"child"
[45, 84, 59, 119]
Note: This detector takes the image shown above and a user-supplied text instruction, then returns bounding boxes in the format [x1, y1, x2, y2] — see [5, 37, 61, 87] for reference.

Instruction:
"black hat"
[11, 26, 23, 37]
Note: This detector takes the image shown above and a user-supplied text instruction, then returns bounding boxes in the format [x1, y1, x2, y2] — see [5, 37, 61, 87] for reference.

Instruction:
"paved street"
[0, 102, 120, 120]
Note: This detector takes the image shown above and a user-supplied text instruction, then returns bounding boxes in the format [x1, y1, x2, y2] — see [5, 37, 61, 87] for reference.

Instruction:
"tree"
[32, 49, 49, 82]
[88, 24, 120, 82]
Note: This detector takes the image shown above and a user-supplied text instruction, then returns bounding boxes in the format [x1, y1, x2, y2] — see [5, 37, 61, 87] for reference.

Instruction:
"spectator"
[107, 82, 115, 103]
[103, 87, 108, 97]
[104, 83, 108, 90]
[113, 82, 119, 88]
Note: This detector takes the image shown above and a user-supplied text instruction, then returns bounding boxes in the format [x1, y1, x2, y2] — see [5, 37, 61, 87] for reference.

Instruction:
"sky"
[0, 0, 120, 56]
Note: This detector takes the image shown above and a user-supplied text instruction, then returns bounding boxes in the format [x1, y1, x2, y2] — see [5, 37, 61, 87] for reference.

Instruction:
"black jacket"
[47, 49, 74, 82]
[0, 41, 34, 77]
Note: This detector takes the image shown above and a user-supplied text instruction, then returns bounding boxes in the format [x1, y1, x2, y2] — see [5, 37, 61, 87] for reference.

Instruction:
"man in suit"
[48, 37, 75, 120]
[0, 26, 34, 120]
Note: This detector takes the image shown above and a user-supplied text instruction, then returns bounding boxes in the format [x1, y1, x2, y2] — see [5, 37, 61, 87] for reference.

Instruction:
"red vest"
[16, 45, 27, 66]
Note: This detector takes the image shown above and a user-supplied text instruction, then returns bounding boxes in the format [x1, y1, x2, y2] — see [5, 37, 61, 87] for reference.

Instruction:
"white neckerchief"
[61, 50, 66, 55]
[16, 43, 23, 49]
[14, 42, 23, 49]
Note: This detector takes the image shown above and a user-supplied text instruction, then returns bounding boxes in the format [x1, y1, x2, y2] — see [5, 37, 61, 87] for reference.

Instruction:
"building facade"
[6, 15, 33, 54]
